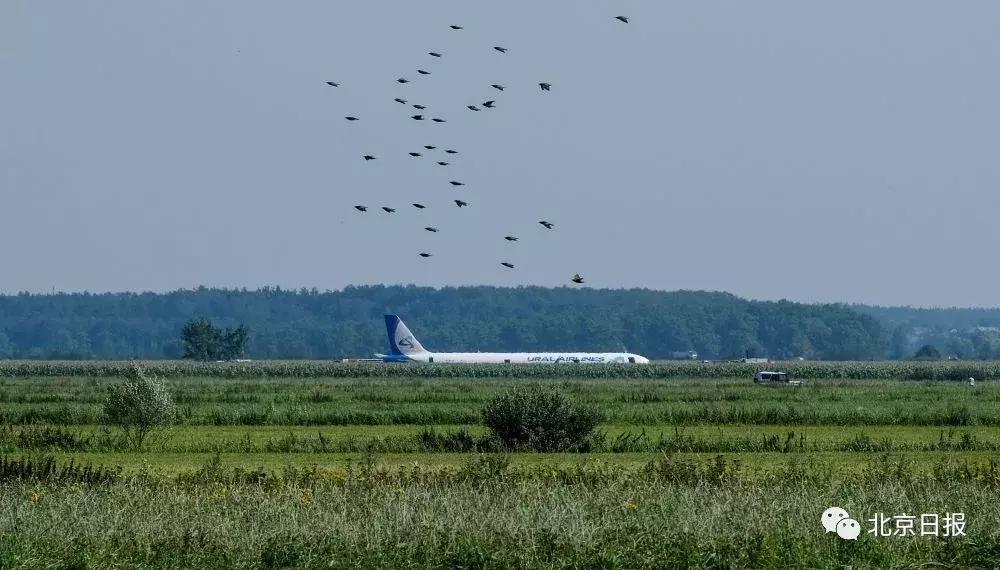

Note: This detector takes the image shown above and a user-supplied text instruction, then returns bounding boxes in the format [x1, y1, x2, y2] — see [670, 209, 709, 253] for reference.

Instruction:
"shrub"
[103, 363, 177, 449]
[481, 386, 600, 452]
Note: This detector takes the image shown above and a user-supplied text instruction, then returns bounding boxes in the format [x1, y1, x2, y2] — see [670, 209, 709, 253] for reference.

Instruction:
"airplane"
[376, 314, 650, 364]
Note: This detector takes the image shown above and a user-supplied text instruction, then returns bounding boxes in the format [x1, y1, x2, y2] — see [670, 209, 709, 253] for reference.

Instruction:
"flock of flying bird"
[331, 15, 633, 285]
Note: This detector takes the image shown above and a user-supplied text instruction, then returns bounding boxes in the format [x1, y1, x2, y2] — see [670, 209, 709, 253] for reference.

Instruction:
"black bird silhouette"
[412, 115, 425, 120]
[412, 203, 426, 209]
[419, 252, 432, 257]
[397, 78, 410, 84]
[424, 145, 436, 150]
[354, 205, 367, 212]
[382, 207, 396, 213]
[501, 262, 515, 269]
[571, 274, 585, 284]
[467, 105, 480, 111]
[394, 98, 407, 104]
[363, 155, 376, 161]
[412, 104, 427, 110]
[539, 220, 554, 229]
[444, 149, 458, 154]
[504, 236, 519, 242]
[454, 199, 468, 207]
[449, 181, 464, 186]
[325, 81, 339, 87]
[429, 52, 443, 57]
[409, 152, 422, 157]
[615, 16, 629, 23]
[450, 25, 463, 30]
[424, 227, 439, 232]
[539, 83, 551, 91]
[482, 100, 496, 108]
[491, 84, 505, 91]
[345, 116, 359, 121]
[437, 162, 449, 166]
[417, 69, 431, 75]
[432, 118, 446, 123]
[494, 46, 507, 53]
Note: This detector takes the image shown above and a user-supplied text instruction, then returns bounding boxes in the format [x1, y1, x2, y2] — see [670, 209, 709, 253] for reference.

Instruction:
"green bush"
[103, 363, 177, 449]
[482, 386, 600, 452]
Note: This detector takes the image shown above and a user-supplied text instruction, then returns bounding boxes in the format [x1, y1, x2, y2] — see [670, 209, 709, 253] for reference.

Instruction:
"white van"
[753, 371, 802, 386]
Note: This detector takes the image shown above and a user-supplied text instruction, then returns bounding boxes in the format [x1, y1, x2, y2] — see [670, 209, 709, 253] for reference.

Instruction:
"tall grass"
[3, 359, 1000, 380]
[1, 453, 999, 568]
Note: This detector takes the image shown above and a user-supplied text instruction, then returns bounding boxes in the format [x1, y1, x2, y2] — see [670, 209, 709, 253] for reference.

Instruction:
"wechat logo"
[822, 507, 861, 540]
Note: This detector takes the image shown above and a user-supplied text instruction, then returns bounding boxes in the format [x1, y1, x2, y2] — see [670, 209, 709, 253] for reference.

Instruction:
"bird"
[412, 104, 427, 110]
[354, 205, 367, 212]
[501, 262, 515, 269]
[424, 145, 437, 150]
[494, 46, 507, 53]
[409, 152, 422, 157]
[412, 115, 425, 120]
[363, 155, 376, 161]
[454, 199, 468, 207]
[571, 274, 585, 284]
[382, 207, 396, 213]
[417, 69, 431, 75]
[345, 116, 359, 121]
[615, 16, 629, 23]
[504, 236, 518, 242]
[325, 81, 339, 87]
[437, 161, 449, 166]
[419, 252, 432, 257]
[425, 227, 439, 232]
[412, 203, 426, 209]
[394, 98, 407, 104]
[467, 105, 480, 111]
[432, 118, 446, 123]
[450, 25, 463, 30]
[444, 149, 458, 154]
[429, 52, 443, 58]
[491, 84, 505, 91]
[482, 100, 496, 108]
[397, 78, 410, 84]
[539, 220, 554, 229]
[539, 83, 551, 91]
[449, 181, 464, 186]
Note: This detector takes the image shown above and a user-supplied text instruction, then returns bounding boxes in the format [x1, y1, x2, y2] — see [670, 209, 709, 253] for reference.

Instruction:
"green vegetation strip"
[1, 359, 999, 379]
[3, 453, 1000, 568]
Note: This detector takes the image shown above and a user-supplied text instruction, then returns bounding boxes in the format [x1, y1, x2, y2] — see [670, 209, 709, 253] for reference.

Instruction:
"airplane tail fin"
[385, 314, 427, 355]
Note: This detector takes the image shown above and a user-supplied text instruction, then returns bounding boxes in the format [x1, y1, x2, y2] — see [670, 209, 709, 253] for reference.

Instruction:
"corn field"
[0, 359, 996, 380]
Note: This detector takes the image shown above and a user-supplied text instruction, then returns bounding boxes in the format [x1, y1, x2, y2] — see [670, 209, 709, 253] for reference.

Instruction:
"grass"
[2, 371, 1000, 567]
[3, 453, 1000, 568]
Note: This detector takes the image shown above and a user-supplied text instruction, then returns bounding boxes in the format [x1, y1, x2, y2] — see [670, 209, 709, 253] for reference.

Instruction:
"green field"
[2, 370, 1000, 567]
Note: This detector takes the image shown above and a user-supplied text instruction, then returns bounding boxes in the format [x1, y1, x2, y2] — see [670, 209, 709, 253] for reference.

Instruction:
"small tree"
[181, 319, 250, 361]
[482, 386, 601, 452]
[181, 318, 218, 361]
[914, 344, 942, 360]
[103, 364, 177, 449]
[220, 324, 249, 360]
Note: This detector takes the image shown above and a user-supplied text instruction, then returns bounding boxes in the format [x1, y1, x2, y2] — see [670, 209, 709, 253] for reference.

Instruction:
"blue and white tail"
[385, 314, 427, 356]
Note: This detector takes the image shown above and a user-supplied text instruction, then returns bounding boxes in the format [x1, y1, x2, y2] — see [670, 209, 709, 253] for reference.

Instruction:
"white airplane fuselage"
[380, 315, 650, 364]
[405, 351, 648, 364]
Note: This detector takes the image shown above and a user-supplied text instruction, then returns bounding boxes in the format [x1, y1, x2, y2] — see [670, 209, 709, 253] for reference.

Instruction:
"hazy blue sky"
[3, 1, 999, 306]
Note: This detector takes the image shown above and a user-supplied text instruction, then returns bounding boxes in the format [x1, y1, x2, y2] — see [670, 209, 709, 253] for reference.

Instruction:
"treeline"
[857, 305, 1000, 360]
[0, 286, 886, 360]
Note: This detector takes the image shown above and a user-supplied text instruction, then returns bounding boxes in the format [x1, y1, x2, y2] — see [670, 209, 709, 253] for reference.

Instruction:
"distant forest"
[0, 286, 892, 360]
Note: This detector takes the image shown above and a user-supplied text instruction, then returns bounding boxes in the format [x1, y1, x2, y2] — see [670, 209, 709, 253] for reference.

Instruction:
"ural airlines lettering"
[527, 355, 606, 363]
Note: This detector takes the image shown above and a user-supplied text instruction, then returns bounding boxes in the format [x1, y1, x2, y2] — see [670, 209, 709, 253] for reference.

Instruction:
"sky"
[2, 1, 999, 307]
